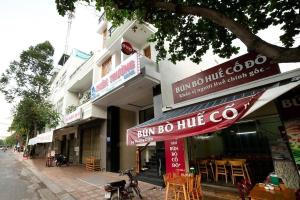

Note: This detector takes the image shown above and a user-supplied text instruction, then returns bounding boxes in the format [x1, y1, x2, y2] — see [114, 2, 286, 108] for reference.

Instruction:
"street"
[0, 150, 57, 200]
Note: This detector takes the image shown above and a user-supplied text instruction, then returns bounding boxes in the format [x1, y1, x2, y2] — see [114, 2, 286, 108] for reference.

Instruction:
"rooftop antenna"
[58, 11, 74, 66]
[64, 11, 74, 54]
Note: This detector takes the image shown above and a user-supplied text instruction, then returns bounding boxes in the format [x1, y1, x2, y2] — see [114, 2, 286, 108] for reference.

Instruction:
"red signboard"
[127, 92, 262, 145]
[165, 139, 186, 174]
[172, 52, 280, 103]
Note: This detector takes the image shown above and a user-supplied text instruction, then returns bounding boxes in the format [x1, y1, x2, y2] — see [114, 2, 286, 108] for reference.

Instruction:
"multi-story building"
[31, 12, 163, 182]
[92, 14, 161, 175]
[29, 11, 300, 189]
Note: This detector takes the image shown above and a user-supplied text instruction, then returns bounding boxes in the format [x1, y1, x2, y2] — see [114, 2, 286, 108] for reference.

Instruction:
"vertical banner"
[164, 139, 186, 174]
[277, 88, 300, 172]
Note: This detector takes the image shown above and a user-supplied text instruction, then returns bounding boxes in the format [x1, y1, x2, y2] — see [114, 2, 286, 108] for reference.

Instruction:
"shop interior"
[187, 113, 286, 187]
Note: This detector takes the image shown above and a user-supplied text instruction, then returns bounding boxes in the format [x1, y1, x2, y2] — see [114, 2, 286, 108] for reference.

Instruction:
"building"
[127, 52, 300, 189]
[29, 11, 300, 189]
[30, 12, 162, 180]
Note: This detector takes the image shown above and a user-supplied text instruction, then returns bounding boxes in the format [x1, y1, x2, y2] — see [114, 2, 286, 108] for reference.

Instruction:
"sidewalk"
[12, 151, 240, 200]
[13, 151, 165, 200]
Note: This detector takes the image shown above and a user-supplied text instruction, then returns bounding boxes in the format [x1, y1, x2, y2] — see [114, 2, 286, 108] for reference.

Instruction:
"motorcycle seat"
[106, 180, 126, 187]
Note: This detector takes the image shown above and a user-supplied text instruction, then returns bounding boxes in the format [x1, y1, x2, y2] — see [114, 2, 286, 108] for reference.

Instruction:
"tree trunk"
[154, 2, 300, 63]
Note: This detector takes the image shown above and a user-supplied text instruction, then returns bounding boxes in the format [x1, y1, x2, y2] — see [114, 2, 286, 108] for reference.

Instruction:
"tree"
[10, 97, 60, 140]
[4, 134, 17, 147]
[0, 41, 60, 145]
[4, 132, 24, 147]
[55, 0, 300, 64]
[0, 41, 55, 102]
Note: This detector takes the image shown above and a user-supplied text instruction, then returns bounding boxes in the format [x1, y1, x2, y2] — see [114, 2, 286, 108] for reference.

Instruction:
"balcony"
[91, 53, 160, 111]
[97, 12, 107, 34]
[66, 55, 94, 93]
[104, 21, 155, 50]
[108, 26, 116, 37]
[98, 12, 105, 24]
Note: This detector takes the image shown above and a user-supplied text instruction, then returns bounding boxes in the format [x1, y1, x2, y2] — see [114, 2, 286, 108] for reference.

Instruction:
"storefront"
[78, 119, 106, 165]
[54, 106, 106, 166]
[127, 52, 300, 189]
[28, 131, 54, 158]
[53, 126, 79, 164]
[91, 51, 160, 173]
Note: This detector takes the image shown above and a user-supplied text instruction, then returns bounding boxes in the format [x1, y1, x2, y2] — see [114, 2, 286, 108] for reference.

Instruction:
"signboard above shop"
[64, 108, 82, 124]
[91, 53, 141, 101]
[172, 52, 280, 104]
[127, 93, 262, 145]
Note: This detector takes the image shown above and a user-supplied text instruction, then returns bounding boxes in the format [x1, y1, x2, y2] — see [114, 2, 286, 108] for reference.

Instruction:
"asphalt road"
[0, 150, 56, 200]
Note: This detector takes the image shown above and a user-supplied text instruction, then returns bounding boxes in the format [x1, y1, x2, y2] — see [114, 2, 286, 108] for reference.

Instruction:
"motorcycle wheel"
[111, 193, 119, 200]
[133, 187, 143, 199]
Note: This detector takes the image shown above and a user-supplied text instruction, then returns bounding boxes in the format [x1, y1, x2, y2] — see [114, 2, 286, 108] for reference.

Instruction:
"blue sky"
[0, 0, 99, 138]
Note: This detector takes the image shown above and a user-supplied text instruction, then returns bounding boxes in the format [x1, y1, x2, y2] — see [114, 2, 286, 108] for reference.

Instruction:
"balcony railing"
[98, 12, 105, 24]
[108, 26, 116, 37]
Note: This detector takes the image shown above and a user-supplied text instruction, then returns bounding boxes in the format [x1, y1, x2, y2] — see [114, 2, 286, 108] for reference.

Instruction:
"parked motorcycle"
[104, 169, 143, 200]
[55, 154, 69, 167]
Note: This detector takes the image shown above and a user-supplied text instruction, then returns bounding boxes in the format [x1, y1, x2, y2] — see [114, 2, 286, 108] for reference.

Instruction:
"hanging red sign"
[126, 92, 262, 145]
[165, 139, 186, 174]
[121, 42, 135, 55]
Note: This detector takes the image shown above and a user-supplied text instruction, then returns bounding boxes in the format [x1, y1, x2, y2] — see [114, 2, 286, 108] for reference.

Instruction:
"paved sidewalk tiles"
[12, 151, 240, 200]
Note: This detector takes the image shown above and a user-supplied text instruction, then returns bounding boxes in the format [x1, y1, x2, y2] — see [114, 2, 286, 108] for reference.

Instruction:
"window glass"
[139, 107, 154, 123]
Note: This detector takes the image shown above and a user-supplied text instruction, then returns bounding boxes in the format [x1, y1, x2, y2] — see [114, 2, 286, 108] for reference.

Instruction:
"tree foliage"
[55, 0, 300, 64]
[4, 134, 17, 146]
[10, 97, 60, 138]
[0, 41, 60, 141]
[0, 41, 55, 102]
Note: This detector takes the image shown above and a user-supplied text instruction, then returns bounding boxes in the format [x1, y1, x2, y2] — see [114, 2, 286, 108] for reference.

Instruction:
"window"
[143, 46, 151, 59]
[139, 107, 154, 123]
[101, 57, 112, 77]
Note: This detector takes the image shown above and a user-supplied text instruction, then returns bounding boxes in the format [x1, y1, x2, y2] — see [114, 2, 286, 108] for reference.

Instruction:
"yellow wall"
[119, 108, 136, 170]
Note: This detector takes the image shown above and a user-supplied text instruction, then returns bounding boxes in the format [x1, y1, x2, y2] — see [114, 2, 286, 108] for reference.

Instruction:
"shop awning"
[37, 131, 53, 143]
[243, 80, 300, 117]
[28, 131, 53, 145]
[28, 137, 38, 145]
[126, 80, 300, 145]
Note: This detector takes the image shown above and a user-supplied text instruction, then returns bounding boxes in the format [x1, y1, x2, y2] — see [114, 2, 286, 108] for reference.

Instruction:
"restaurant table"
[248, 184, 296, 200]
